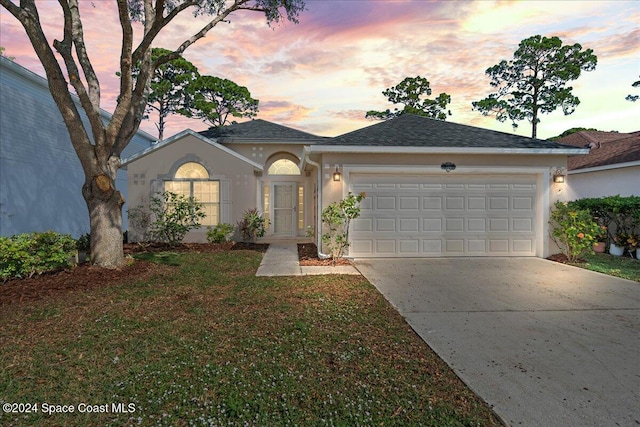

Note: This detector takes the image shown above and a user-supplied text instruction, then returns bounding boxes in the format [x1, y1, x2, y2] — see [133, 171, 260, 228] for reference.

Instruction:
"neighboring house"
[0, 56, 154, 237]
[557, 130, 640, 200]
[124, 114, 588, 259]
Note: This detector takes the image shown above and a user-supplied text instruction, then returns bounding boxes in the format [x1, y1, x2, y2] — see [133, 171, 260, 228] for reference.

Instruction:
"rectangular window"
[264, 185, 270, 230]
[164, 180, 220, 226]
[298, 185, 304, 230]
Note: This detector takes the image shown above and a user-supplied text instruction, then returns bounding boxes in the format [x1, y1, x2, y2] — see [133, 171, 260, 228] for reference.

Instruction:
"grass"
[570, 252, 640, 282]
[0, 249, 501, 426]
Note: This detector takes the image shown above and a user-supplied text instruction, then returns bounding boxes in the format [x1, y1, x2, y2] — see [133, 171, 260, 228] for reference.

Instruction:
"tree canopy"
[181, 75, 259, 127]
[142, 48, 200, 141]
[366, 76, 451, 121]
[472, 35, 597, 139]
[0, 0, 305, 268]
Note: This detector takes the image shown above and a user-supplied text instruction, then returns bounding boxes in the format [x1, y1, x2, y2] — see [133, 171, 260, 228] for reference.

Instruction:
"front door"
[272, 182, 296, 236]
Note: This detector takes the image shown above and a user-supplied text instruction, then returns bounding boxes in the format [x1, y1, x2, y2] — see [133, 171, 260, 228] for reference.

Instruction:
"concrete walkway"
[255, 240, 360, 276]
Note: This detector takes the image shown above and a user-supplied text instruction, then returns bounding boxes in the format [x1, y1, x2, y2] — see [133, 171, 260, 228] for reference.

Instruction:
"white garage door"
[349, 174, 537, 257]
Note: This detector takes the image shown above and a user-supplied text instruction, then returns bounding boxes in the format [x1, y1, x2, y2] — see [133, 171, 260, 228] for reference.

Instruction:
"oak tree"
[366, 76, 451, 121]
[0, 0, 305, 268]
[472, 35, 597, 139]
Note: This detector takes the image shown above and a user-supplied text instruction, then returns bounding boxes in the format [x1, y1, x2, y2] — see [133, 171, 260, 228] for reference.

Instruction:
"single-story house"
[557, 130, 640, 200]
[0, 56, 154, 237]
[123, 114, 588, 258]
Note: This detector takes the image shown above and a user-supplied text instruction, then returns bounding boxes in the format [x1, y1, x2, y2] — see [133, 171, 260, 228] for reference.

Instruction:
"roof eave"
[568, 160, 640, 174]
[304, 145, 589, 155]
[218, 137, 329, 145]
[121, 129, 264, 170]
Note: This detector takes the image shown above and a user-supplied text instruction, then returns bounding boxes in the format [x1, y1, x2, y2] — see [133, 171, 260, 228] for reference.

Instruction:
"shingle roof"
[199, 119, 327, 143]
[559, 131, 640, 170]
[324, 114, 581, 150]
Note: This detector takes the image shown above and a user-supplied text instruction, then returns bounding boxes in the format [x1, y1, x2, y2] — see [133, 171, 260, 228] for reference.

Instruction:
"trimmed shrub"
[0, 231, 77, 281]
[149, 191, 206, 245]
[206, 223, 235, 243]
[321, 192, 366, 262]
[549, 201, 600, 262]
[237, 209, 266, 242]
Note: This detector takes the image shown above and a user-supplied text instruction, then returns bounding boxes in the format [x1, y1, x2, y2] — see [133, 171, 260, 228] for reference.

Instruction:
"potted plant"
[610, 232, 627, 256]
[593, 225, 607, 253]
[626, 233, 639, 259]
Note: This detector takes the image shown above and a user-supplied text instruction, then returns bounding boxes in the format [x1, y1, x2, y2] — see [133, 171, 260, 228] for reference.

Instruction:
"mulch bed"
[1, 242, 268, 307]
[298, 242, 353, 266]
[546, 253, 589, 264]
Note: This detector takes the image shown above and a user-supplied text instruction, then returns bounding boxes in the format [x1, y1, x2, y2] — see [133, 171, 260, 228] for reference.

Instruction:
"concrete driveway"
[355, 257, 640, 427]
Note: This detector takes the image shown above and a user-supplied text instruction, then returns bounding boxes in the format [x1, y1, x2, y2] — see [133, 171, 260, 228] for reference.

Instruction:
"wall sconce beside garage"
[552, 167, 566, 183]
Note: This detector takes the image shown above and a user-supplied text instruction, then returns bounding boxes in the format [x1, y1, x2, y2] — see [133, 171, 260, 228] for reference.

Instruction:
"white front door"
[272, 182, 296, 236]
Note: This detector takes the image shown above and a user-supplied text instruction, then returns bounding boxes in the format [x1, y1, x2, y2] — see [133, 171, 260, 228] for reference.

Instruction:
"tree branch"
[67, 0, 100, 109]
[55, 0, 105, 151]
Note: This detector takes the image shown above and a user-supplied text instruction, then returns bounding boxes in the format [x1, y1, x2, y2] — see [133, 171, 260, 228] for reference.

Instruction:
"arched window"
[165, 162, 219, 226]
[268, 159, 300, 175]
[175, 162, 209, 179]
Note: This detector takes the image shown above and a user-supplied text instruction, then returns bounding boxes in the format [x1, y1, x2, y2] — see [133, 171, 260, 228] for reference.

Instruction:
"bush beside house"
[552, 196, 640, 258]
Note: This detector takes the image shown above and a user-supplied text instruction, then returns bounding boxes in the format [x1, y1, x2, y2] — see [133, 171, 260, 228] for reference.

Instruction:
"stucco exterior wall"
[126, 134, 259, 242]
[0, 57, 152, 237]
[222, 142, 307, 169]
[567, 166, 640, 200]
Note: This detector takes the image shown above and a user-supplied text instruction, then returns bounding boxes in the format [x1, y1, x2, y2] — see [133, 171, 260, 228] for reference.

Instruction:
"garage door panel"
[375, 197, 396, 210]
[399, 240, 419, 254]
[445, 197, 465, 210]
[423, 239, 442, 253]
[513, 217, 533, 232]
[489, 218, 510, 232]
[489, 197, 510, 210]
[399, 196, 420, 210]
[489, 240, 510, 253]
[399, 218, 420, 232]
[468, 218, 487, 232]
[423, 197, 442, 210]
[375, 218, 396, 232]
[352, 218, 372, 232]
[467, 197, 486, 210]
[468, 239, 487, 253]
[445, 239, 465, 253]
[349, 174, 536, 257]
[423, 218, 443, 232]
[399, 183, 420, 190]
[445, 218, 464, 232]
[351, 240, 372, 254]
[513, 239, 534, 253]
[513, 197, 534, 210]
[376, 240, 396, 253]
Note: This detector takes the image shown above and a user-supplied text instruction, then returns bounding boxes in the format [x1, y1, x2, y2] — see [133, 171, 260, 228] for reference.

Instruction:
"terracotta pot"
[593, 242, 606, 253]
[609, 243, 625, 256]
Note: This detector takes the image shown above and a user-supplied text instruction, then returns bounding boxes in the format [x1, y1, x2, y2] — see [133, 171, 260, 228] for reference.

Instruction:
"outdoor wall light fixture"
[332, 166, 342, 182]
[441, 162, 456, 172]
[552, 167, 566, 183]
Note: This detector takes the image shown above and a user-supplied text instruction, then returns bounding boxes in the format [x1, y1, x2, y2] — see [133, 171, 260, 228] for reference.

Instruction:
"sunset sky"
[1, 0, 639, 140]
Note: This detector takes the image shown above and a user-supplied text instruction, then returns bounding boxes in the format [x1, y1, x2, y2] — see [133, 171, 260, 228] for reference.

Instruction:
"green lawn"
[571, 252, 640, 282]
[0, 249, 501, 426]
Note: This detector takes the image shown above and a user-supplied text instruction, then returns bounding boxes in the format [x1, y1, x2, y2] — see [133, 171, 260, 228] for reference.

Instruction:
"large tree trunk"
[83, 173, 125, 268]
